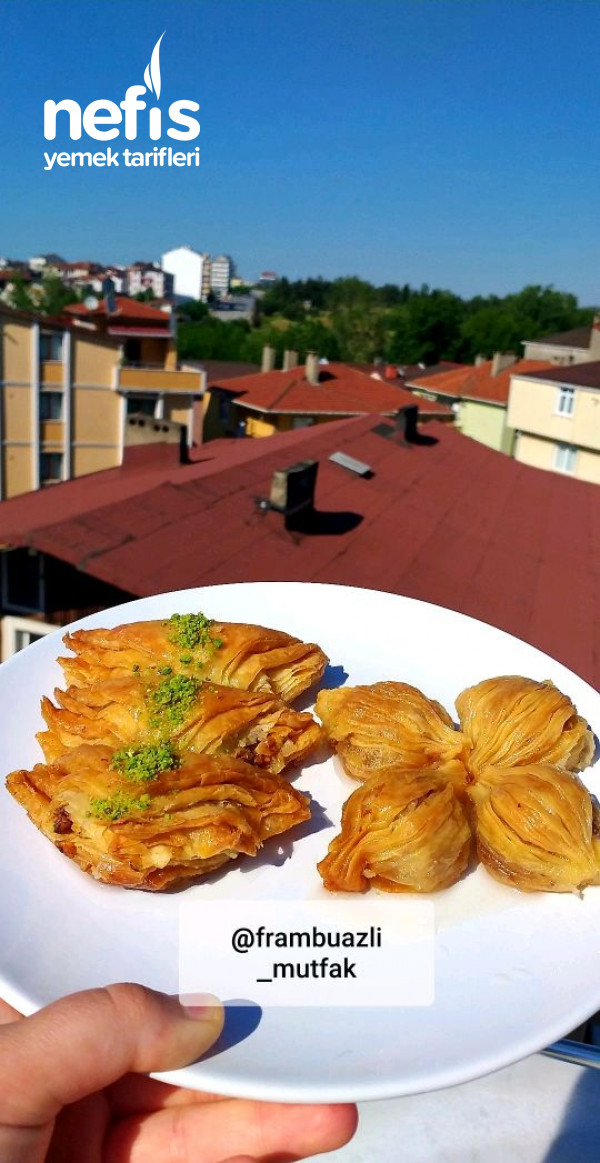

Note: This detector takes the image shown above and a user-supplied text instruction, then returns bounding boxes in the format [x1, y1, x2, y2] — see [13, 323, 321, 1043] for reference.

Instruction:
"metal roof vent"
[329, 451, 373, 478]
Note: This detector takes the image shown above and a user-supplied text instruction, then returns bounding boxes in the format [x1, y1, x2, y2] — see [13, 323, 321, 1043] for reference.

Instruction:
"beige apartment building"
[0, 301, 205, 498]
[523, 316, 600, 365]
[507, 361, 600, 485]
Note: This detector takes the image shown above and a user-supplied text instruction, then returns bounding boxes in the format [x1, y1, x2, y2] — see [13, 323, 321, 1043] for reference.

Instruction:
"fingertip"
[304, 1102, 360, 1152]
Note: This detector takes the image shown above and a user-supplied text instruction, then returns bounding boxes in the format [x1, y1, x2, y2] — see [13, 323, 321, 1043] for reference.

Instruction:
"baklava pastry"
[456, 676, 595, 778]
[6, 745, 311, 891]
[469, 763, 600, 893]
[38, 675, 322, 775]
[318, 769, 471, 893]
[61, 613, 328, 704]
[315, 682, 467, 782]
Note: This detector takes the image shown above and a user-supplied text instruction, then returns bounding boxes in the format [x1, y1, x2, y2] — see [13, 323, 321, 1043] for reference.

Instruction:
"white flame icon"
[144, 32, 165, 100]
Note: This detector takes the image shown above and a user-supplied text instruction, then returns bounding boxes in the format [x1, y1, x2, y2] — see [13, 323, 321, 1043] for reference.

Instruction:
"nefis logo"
[43, 34, 200, 171]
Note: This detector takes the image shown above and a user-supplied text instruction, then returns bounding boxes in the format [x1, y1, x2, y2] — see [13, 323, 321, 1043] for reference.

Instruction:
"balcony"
[40, 361, 64, 386]
[116, 365, 205, 394]
[40, 420, 64, 445]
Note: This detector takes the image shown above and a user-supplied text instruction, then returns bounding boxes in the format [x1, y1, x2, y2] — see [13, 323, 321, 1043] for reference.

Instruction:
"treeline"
[6, 271, 594, 368]
[177, 279, 595, 367]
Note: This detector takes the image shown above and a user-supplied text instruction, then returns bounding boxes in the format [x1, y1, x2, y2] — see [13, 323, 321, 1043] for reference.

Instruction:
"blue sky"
[1, 0, 599, 301]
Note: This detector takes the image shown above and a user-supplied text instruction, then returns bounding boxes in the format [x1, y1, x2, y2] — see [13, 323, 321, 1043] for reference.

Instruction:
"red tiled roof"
[213, 362, 451, 416]
[0, 418, 599, 687]
[409, 360, 554, 405]
[65, 297, 170, 323]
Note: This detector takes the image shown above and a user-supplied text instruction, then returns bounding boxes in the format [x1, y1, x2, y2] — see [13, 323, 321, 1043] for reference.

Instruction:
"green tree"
[385, 291, 465, 364]
[6, 275, 34, 312]
[37, 274, 79, 316]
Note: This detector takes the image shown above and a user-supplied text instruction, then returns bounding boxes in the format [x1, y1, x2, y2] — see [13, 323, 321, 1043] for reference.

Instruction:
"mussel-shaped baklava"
[38, 675, 322, 775]
[469, 763, 600, 893]
[456, 676, 595, 779]
[6, 744, 311, 891]
[315, 682, 466, 782]
[318, 769, 471, 893]
[61, 613, 328, 704]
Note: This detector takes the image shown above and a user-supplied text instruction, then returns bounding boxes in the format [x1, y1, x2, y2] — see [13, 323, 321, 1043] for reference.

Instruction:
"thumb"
[0, 984, 223, 1128]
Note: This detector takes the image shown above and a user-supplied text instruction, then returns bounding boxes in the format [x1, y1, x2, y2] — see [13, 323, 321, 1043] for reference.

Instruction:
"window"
[1, 615, 56, 660]
[40, 452, 64, 484]
[39, 392, 63, 420]
[554, 443, 577, 474]
[556, 386, 575, 416]
[292, 417, 315, 429]
[0, 549, 44, 614]
[40, 332, 63, 361]
[126, 395, 157, 417]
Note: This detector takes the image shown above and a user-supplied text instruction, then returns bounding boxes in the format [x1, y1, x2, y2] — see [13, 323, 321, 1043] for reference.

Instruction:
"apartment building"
[0, 300, 205, 498]
[161, 246, 210, 301]
[507, 360, 600, 485]
[209, 255, 232, 298]
[127, 262, 174, 299]
[522, 316, 600, 365]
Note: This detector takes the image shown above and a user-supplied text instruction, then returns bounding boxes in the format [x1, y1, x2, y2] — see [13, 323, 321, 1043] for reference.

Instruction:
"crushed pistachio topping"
[149, 673, 201, 727]
[167, 612, 224, 653]
[111, 741, 180, 783]
[88, 790, 152, 821]
[157, 665, 173, 676]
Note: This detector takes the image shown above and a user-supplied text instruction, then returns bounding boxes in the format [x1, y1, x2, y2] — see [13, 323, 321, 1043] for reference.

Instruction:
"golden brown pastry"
[456, 676, 595, 778]
[469, 763, 600, 893]
[318, 769, 471, 893]
[315, 682, 466, 782]
[38, 675, 322, 775]
[60, 613, 328, 704]
[6, 745, 311, 891]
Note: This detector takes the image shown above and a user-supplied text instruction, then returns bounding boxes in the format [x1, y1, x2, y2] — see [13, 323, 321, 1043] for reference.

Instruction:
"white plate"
[1, 582, 600, 1104]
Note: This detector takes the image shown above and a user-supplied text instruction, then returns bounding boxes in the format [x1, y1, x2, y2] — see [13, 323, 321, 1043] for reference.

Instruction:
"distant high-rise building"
[161, 246, 209, 301]
[210, 255, 233, 298]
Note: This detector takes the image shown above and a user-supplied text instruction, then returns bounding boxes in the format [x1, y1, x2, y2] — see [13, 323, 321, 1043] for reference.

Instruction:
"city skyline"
[1, 0, 599, 302]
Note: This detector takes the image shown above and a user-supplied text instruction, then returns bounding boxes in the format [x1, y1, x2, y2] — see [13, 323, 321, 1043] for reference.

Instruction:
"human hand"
[0, 985, 357, 1163]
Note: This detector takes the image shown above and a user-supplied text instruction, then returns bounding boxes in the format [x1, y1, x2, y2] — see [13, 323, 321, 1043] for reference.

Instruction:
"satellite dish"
[84, 296, 99, 309]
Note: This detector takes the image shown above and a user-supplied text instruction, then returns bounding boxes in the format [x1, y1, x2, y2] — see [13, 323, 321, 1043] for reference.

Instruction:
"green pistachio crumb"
[149, 673, 201, 727]
[167, 612, 215, 650]
[88, 790, 152, 821]
[111, 741, 180, 783]
[179, 654, 193, 664]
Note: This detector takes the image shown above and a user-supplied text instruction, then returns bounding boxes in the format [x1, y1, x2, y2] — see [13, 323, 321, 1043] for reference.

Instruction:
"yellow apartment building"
[0, 301, 205, 498]
[507, 361, 600, 485]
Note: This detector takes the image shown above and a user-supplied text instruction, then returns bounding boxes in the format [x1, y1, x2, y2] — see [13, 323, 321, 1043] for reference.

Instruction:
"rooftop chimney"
[282, 349, 299, 372]
[474, 354, 486, 367]
[305, 351, 320, 385]
[261, 344, 276, 374]
[491, 351, 517, 377]
[123, 417, 189, 467]
[268, 460, 318, 530]
[590, 314, 600, 357]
